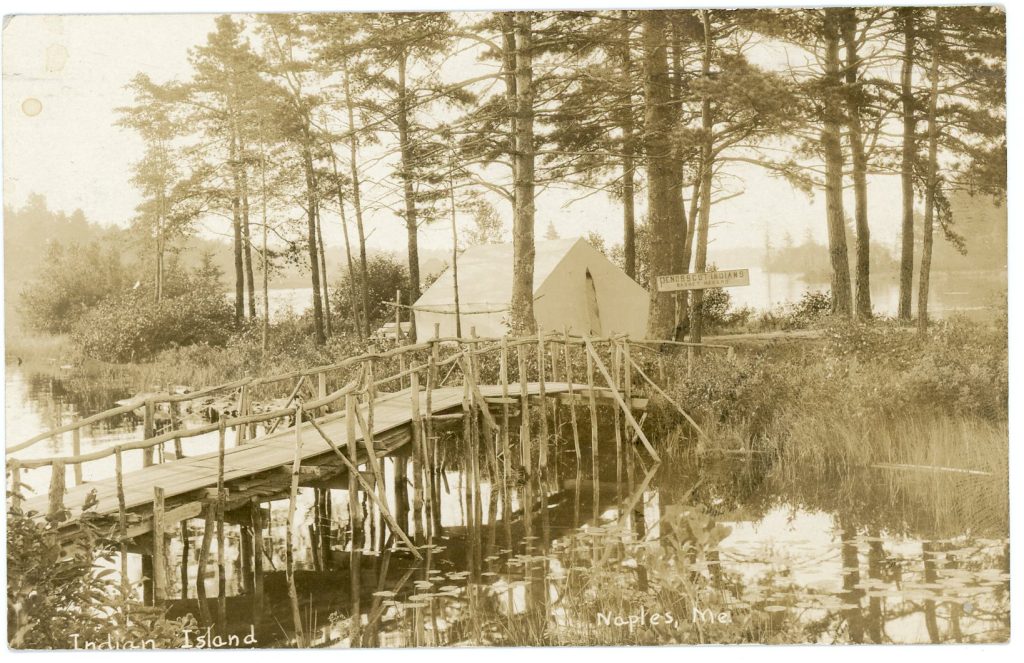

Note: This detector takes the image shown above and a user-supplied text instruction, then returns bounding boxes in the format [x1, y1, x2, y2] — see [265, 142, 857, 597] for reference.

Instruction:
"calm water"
[5, 367, 1010, 646]
[262, 269, 1007, 324]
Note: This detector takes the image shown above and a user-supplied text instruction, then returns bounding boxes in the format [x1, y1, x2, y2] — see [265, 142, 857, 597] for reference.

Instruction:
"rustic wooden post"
[115, 448, 130, 601]
[47, 461, 65, 522]
[345, 393, 362, 643]
[237, 384, 249, 445]
[143, 399, 156, 467]
[170, 402, 184, 460]
[252, 502, 265, 622]
[586, 348, 599, 479]
[9, 460, 22, 511]
[287, 407, 306, 646]
[197, 502, 215, 626]
[180, 520, 190, 601]
[517, 340, 531, 473]
[537, 334, 549, 470]
[431, 323, 441, 383]
[71, 427, 83, 486]
[563, 329, 581, 459]
[240, 518, 254, 594]
[410, 370, 425, 542]
[612, 341, 624, 486]
[499, 336, 512, 482]
[424, 344, 437, 536]
[623, 339, 635, 482]
[216, 420, 227, 629]
[152, 486, 168, 605]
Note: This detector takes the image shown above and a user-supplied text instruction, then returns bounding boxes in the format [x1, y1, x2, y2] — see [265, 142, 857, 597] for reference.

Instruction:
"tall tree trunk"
[619, 11, 637, 281]
[258, 131, 270, 354]
[240, 156, 257, 320]
[897, 8, 917, 322]
[449, 163, 463, 338]
[677, 177, 702, 337]
[669, 14, 689, 339]
[315, 202, 332, 337]
[510, 11, 537, 335]
[230, 131, 245, 326]
[822, 9, 853, 317]
[343, 64, 372, 339]
[501, 14, 518, 213]
[689, 10, 715, 344]
[842, 9, 872, 319]
[642, 11, 676, 339]
[330, 152, 364, 338]
[396, 53, 420, 339]
[302, 139, 326, 346]
[917, 16, 941, 333]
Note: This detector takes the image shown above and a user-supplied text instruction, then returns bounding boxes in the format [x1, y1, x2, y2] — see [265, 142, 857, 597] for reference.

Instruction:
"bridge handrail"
[12, 378, 365, 471]
[8, 332, 728, 459]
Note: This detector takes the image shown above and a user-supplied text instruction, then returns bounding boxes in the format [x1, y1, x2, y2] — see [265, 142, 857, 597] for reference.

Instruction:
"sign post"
[656, 269, 750, 355]
[656, 268, 750, 292]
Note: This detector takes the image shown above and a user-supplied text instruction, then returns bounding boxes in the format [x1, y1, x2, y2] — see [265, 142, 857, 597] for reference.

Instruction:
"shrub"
[7, 501, 192, 649]
[71, 267, 234, 363]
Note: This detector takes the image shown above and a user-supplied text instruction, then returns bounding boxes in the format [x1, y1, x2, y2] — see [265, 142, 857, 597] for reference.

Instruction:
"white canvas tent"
[412, 238, 649, 341]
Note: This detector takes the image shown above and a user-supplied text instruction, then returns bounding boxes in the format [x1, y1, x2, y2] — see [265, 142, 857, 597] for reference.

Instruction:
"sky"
[2, 12, 910, 264]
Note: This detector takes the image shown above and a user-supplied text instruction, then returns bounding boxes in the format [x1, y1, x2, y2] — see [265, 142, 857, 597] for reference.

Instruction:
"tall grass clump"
[649, 316, 1007, 470]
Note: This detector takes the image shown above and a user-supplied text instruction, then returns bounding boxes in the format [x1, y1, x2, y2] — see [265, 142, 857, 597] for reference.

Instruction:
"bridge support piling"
[346, 392, 362, 645]
[180, 520, 190, 600]
[216, 421, 228, 630]
[286, 408, 306, 647]
[517, 342, 531, 474]
[586, 347, 599, 483]
[251, 501, 265, 623]
[563, 329, 581, 460]
[537, 335, 549, 470]
[153, 486, 168, 605]
[196, 502, 215, 626]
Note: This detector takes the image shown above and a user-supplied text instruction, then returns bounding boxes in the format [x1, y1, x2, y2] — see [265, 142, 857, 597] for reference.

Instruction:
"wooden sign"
[656, 269, 750, 292]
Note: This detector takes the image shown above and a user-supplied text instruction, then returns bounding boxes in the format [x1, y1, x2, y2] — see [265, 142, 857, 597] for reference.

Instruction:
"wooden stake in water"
[152, 486, 167, 605]
[286, 407, 305, 647]
[612, 342, 623, 487]
[410, 370, 425, 542]
[216, 420, 227, 629]
[252, 502, 265, 622]
[517, 341, 531, 474]
[537, 335, 549, 470]
[562, 330, 581, 459]
[586, 347, 599, 481]
[180, 519, 190, 601]
[114, 447, 129, 601]
[197, 502, 215, 626]
[499, 336, 512, 481]
[346, 393, 362, 645]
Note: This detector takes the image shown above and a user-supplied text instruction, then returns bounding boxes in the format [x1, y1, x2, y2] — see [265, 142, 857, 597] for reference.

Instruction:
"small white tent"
[413, 238, 649, 341]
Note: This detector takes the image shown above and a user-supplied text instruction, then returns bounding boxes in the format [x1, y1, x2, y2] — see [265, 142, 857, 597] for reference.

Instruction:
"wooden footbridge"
[6, 330, 721, 644]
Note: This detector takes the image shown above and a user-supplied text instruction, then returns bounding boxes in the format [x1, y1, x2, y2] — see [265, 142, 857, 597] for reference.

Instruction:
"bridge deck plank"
[18, 383, 584, 528]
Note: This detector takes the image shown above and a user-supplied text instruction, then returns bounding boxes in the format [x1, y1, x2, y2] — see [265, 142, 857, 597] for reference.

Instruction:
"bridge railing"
[7, 329, 730, 519]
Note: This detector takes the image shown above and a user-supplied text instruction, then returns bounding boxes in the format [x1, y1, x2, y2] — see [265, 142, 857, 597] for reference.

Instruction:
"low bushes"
[71, 270, 234, 363]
